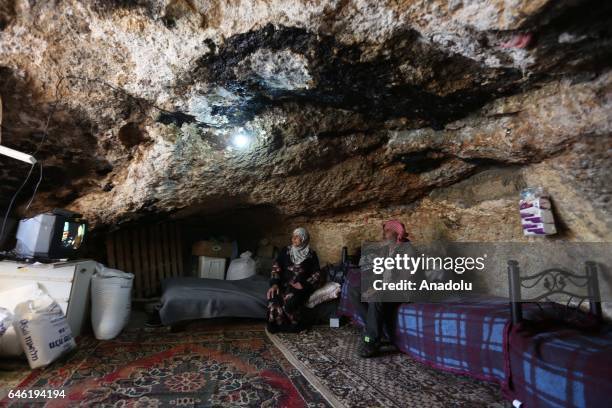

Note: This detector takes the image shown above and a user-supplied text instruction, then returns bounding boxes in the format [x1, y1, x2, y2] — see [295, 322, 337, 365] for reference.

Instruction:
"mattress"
[160, 275, 269, 325]
[507, 319, 612, 408]
[339, 267, 612, 408]
[340, 269, 512, 382]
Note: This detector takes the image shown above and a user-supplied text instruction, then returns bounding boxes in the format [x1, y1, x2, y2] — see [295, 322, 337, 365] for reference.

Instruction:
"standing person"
[350, 220, 413, 357]
[266, 227, 322, 333]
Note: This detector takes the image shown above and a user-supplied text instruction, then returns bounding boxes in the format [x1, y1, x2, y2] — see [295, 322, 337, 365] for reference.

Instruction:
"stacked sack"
[0, 307, 12, 338]
[519, 187, 557, 236]
[91, 263, 133, 340]
[0, 284, 76, 369]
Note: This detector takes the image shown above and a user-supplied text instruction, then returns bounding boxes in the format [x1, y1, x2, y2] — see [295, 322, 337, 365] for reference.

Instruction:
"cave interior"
[0, 0, 611, 405]
[0, 0, 610, 287]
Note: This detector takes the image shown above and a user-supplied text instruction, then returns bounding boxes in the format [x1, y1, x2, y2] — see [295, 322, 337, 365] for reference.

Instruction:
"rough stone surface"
[0, 0, 610, 249]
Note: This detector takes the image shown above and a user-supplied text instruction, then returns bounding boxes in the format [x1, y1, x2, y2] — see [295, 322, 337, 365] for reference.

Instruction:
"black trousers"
[349, 282, 397, 342]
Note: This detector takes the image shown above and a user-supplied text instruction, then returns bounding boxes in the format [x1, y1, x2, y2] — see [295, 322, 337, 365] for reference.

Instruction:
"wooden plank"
[148, 225, 158, 297]
[175, 223, 183, 276]
[154, 224, 164, 294]
[159, 223, 167, 281]
[140, 227, 151, 297]
[163, 223, 172, 280]
[115, 231, 125, 271]
[105, 235, 116, 268]
[167, 223, 175, 278]
[168, 223, 177, 277]
[132, 228, 142, 299]
[123, 229, 133, 276]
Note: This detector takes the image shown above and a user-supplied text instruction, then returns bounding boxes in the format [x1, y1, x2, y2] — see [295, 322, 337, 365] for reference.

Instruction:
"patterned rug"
[2, 323, 329, 407]
[267, 325, 509, 408]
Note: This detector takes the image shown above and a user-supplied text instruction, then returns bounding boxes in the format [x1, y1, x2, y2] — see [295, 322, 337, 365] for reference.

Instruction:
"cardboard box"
[192, 240, 233, 258]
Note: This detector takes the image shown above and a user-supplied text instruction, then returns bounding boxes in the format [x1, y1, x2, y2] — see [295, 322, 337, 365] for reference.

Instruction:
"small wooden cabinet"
[0, 259, 95, 336]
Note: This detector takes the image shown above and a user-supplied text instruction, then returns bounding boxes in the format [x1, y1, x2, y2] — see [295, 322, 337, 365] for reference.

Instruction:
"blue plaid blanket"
[507, 320, 612, 408]
[338, 268, 612, 407]
[395, 299, 512, 383]
[339, 267, 512, 382]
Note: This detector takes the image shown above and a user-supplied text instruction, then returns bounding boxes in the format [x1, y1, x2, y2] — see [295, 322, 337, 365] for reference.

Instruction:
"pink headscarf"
[383, 220, 409, 242]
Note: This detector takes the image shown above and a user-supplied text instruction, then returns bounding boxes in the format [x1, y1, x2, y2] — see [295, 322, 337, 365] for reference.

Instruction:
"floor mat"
[0, 358, 31, 400]
[2, 323, 329, 407]
[267, 325, 509, 408]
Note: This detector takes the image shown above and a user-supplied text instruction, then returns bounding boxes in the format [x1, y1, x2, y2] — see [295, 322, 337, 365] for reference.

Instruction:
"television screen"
[61, 221, 86, 250]
[14, 212, 87, 260]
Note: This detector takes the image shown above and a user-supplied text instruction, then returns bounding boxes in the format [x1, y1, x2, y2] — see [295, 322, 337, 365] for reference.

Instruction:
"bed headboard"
[507, 260, 602, 324]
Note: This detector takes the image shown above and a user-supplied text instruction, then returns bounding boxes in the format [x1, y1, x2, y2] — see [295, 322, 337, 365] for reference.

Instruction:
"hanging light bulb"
[231, 128, 252, 149]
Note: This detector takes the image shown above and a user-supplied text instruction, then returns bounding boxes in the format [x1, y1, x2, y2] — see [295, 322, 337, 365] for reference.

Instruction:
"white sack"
[91, 263, 133, 340]
[226, 251, 256, 280]
[0, 283, 40, 356]
[0, 307, 12, 337]
[13, 288, 75, 369]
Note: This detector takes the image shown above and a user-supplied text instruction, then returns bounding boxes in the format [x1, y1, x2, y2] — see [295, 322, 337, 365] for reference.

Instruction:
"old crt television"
[14, 209, 87, 259]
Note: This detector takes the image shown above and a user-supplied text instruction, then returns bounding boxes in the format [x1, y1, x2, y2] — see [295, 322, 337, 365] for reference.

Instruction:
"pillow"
[307, 282, 341, 309]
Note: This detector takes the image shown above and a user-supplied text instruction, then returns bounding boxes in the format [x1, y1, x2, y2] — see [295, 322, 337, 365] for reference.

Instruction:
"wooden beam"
[132, 228, 142, 299]
[175, 223, 183, 276]
[168, 223, 178, 277]
[122, 229, 133, 277]
[115, 231, 125, 271]
[140, 227, 151, 297]
[105, 235, 116, 268]
[154, 224, 164, 293]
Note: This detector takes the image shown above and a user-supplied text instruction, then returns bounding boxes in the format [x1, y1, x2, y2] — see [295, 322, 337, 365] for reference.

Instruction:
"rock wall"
[0, 0, 610, 259]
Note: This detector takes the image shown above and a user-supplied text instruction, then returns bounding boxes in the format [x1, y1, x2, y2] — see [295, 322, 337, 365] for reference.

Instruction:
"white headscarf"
[289, 227, 311, 265]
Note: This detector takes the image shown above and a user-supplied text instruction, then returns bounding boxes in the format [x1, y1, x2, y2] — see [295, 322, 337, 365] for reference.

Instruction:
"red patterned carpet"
[3, 323, 328, 407]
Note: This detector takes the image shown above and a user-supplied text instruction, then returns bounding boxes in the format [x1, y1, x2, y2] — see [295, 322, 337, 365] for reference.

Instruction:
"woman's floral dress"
[267, 247, 322, 332]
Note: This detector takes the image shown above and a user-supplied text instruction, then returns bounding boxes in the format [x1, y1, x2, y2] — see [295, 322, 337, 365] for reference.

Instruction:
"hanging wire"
[2, 72, 173, 246]
[0, 75, 63, 245]
[0, 163, 35, 244]
[24, 162, 43, 212]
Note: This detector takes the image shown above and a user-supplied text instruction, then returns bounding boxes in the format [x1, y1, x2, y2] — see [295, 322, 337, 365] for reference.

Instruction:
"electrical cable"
[2, 72, 168, 245]
[20, 76, 65, 213]
[63, 74, 174, 115]
[0, 75, 62, 244]
[0, 162, 35, 244]
[25, 162, 43, 212]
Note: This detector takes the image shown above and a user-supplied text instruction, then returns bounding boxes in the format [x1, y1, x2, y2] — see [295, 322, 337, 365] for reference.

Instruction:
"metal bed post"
[508, 260, 523, 324]
[585, 261, 603, 321]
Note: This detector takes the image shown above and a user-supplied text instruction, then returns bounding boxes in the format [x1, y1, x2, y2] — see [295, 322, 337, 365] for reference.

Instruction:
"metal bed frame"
[507, 260, 602, 324]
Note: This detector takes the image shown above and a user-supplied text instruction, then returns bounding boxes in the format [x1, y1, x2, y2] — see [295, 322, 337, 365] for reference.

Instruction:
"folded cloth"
[307, 282, 341, 308]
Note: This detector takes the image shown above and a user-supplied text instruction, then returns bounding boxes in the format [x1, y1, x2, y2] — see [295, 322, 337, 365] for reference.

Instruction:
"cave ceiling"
[0, 0, 610, 227]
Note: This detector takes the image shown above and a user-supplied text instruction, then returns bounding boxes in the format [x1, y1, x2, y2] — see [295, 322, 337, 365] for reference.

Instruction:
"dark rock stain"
[118, 122, 149, 148]
[158, 111, 197, 127]
[526, 0, 612, 77]
[175, 24, 522, 129]
[398, 150, 448, 174]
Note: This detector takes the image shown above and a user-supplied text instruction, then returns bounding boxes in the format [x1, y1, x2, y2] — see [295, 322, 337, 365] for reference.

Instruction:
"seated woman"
[266, 227, 321, 333]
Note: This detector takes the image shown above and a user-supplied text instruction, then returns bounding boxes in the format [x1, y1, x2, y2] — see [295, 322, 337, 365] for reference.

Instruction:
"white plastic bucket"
[91, 263, 134, 340]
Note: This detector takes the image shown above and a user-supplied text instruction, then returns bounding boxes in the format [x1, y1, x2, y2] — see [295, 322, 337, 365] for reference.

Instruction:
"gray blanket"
[160, 276, 269, 325]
